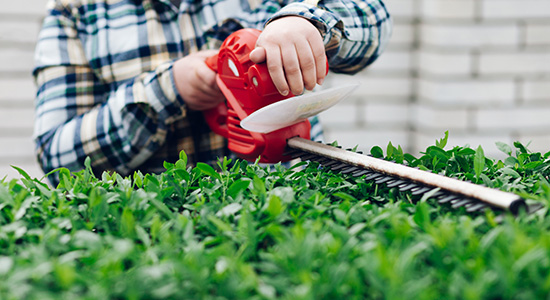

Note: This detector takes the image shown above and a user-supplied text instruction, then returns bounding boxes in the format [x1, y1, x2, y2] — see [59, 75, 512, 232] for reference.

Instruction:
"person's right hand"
[249, 16, 326, 97]
[173, 50, 224, 111]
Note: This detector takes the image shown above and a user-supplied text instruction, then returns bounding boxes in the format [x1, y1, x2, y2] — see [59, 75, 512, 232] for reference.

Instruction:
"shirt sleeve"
[33, 2, 186, 178]
[237, 0, 392, 74]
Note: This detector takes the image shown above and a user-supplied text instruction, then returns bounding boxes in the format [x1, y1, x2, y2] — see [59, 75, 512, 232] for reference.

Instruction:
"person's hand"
[249, 16, 326, 96]
[173, 50, 224, 111]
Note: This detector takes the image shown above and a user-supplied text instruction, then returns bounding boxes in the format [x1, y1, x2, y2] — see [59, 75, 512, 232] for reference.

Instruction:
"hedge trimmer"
[203, 29, 542, 215]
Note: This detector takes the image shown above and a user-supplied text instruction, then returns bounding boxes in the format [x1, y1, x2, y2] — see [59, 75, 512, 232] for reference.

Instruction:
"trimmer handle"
[203, 56, 228, 137]
[203, 33, 294, 138]
[202, 28, 327, 163]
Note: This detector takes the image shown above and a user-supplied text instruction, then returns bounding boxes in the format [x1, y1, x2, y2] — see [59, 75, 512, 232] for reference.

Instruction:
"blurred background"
[1, 0, 549, 179]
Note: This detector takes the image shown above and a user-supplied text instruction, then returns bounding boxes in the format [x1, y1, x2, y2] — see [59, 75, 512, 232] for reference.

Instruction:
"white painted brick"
[418, 79, 515, 106]
[363, 102, 409, 125]
[318, 103, 358, 127]
[0, 78, 36, 103]
[326, 74, 412, 98]
[383, 0, 417, 19]
[0, 21, 41, 44]
[412, 131, 513, 159]
[418, 51, 471, 76]
[389, 22, 415, 47]
[364, 50, 411, 73]
[420, 23, 520, 48]
[0, 0, 49, 16]
[345, 95, 410, 110]
[526, 23, 550, 46]
[516, 133, 550, 155]
[356, 76, 412, 98]
[0, 162, 44, 181]
[324, 128, 410, 153]
[0, 49, 35, 73]
[0, 108, 35, 130]
[482, 0, 550, 20]
[413, 105, 469, 131]
[523, 79, 550, 102]
[479, 51, 550, 75]
[0, 137, 35, 157]
[476, 106, 550, 130]
[420, 0, 476, 20]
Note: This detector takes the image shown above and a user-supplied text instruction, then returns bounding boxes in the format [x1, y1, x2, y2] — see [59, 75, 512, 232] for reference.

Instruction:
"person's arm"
[239, 0, 392, 94]
[270, 0, 393, 73]
[33, 3, 189, 178]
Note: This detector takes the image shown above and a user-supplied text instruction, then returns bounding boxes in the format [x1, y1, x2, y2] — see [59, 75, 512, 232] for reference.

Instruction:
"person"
[33, 0, 392, 183]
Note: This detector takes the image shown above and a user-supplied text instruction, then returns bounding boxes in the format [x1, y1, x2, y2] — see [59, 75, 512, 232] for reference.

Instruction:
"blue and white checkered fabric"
[33, 0, 392, 181]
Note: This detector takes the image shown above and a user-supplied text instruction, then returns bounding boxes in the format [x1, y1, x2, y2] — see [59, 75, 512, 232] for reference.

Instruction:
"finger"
[281, 45, 304, 95]
[295, 39, 317, 91]
[264, 46, 289, 96]
[187, 92, 224, 111]
[199, 96, 225, 110]
[195, 49, 219, 59]
[249, 47, 266, 63]
[195, 64, 222, 96]
[308, 35, 327, 85]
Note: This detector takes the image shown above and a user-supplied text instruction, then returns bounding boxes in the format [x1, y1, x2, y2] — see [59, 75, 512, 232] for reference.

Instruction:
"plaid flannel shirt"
[33, 0, 392, 180]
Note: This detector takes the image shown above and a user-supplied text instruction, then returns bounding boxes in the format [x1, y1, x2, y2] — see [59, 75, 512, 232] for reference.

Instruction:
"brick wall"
[0, 0, 48, 179]
[321, 0, 416, 152]
[1, 0, 549, 179]
[322, 0, 550, 159]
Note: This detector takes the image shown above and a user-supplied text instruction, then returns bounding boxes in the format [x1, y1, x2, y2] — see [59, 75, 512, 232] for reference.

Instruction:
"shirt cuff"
[266, 2, 341, 46]
[138, 61, 187, 124]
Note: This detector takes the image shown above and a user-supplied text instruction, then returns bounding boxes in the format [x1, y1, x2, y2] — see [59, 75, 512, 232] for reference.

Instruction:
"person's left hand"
[249, 16, 326, 96]
[172, 49, 225, 111]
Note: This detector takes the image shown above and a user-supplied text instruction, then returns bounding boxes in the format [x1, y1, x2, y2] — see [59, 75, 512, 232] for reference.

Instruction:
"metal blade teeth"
[352, 170, 371, 177]
[288, 146, 538, 215]
[466, 203, 487, 212]
[431, 190, 445, 198]
[365, 173, 384, 181]
[298, 153, 320, 161]
[383, 179, 399, 186]
[331, 163, 350, 171]
[374, 176, 394, 185]
[321, 160, 340, 168]
[386, 180, 406, 188]
[398, 183, 419, 192]
[437, 195, 459, 204]
[410, 187, 432, 196]
[345, 148, 363, 155]
[316, 157, 333, 165]
[451, 198, 473, 208]
[340, 167, 361, 175]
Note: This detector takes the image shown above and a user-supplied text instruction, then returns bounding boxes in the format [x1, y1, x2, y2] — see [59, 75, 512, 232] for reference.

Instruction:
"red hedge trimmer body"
[203, 28, 310, 163]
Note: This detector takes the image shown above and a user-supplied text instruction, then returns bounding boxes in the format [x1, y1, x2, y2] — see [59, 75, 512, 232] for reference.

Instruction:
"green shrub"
[1, 138, 549, 299]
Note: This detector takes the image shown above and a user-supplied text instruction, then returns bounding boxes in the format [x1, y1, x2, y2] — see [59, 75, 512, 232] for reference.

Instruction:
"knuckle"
[315, 51, 326, 61]
[206, 76, 217, 87]
[267, 64, 281, 73]
[301, 58, 315, 71]
[285, 65, 301, 76]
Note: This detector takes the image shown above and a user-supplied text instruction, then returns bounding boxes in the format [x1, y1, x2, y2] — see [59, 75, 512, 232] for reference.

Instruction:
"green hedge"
[1, 136, 549, 299]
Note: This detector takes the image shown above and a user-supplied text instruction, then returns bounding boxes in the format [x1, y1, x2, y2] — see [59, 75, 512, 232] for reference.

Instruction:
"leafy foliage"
[1, 138, 550, 299]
